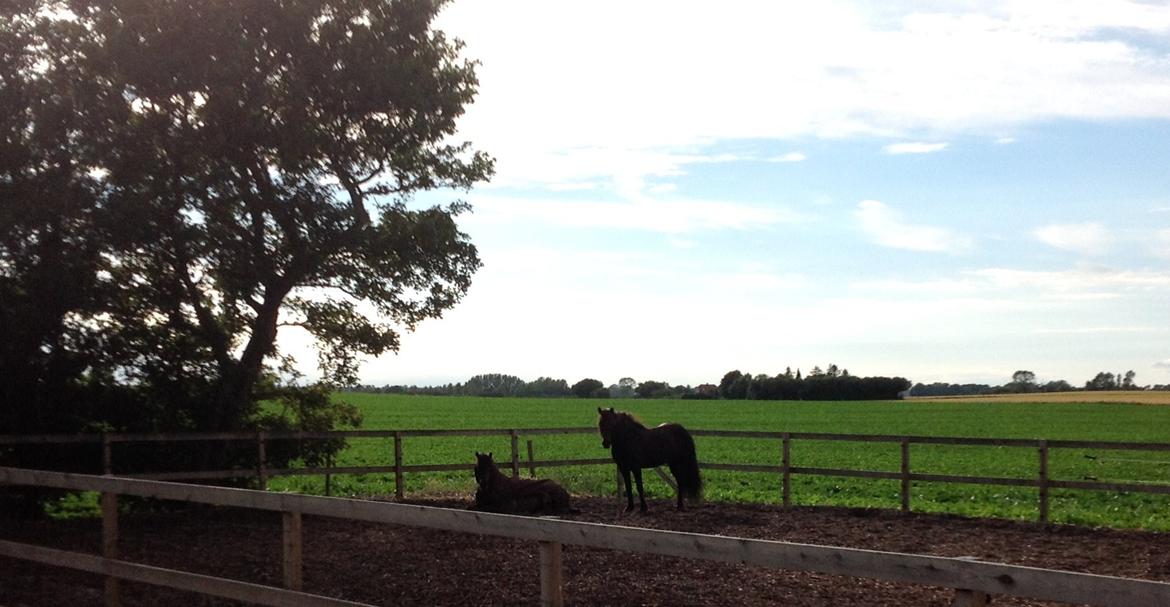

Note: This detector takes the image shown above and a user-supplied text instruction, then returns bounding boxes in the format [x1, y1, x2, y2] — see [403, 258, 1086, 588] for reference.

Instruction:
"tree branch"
[331, 161, 371, 228]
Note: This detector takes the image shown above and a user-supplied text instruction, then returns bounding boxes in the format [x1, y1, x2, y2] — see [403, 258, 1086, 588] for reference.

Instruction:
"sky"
[310, 0, 1170, 389]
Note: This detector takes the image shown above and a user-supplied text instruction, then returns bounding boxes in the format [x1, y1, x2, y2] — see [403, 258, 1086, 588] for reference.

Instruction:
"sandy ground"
[4, 494, 1169, 606]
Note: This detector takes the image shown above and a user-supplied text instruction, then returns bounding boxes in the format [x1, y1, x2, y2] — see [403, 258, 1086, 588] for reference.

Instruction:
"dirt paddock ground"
[3, 494, 1170, 606]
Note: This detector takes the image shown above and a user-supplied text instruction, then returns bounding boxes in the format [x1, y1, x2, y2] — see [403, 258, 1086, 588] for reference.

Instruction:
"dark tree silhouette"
[2, 1, 492, 508]
[571, 378, 607, 398]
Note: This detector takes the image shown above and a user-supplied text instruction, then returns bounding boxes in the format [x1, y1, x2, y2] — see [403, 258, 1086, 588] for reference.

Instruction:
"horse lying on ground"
[597, 407, 702, 512]
[472, 452, 576, 515]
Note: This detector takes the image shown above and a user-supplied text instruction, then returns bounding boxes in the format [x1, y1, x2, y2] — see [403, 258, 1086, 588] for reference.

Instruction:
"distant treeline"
[345, 364, 913, 401]
[910, 369, 1170, 397]
[717, 369, 911, 401]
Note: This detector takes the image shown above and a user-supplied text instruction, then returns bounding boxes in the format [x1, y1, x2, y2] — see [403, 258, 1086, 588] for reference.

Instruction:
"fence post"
[324, 452, 332, 497]
[256, 431, 268, 491]
[1038, 440, 1050, 524]
[781, 433, 791, 507]
[101, 432, 113, 475]
[527, 440, 537, 477]
[282, 511, 303, 591]
[394, 431, 404, 500]
[539, 541, 564, 607]
[510, 430, 521, 478]
[101, 490, 120, 607]
[900, 438, 911, 513]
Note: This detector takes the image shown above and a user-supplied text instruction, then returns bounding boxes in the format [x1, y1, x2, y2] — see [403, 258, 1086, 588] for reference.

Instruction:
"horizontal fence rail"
[3, 467, 1170, 607]
[8, 426, 1170, 452]
[0, 540, 369, 607]
[3, 428, 1170, 523]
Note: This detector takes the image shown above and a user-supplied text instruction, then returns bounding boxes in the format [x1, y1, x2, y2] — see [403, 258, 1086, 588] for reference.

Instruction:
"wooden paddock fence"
[4, 466, 1170, 607]
[3, 428, 1170, 524]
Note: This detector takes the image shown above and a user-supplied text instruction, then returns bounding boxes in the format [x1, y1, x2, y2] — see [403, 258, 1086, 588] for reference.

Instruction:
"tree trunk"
[207, 283, 289, 431]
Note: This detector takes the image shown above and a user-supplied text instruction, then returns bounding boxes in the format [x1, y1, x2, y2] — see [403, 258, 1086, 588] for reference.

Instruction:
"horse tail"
[674, 428, 703, 500]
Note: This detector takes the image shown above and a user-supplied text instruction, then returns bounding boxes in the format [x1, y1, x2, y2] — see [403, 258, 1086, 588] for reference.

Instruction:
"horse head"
[597, 407, 617, 449]
[473, 451, 495, 487]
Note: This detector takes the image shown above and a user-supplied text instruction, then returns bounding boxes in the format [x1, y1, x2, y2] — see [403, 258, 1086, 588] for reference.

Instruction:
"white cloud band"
[855, 200, 972, 253]
[1034, 223, 1113, 255]
[883, 142, 949, 155]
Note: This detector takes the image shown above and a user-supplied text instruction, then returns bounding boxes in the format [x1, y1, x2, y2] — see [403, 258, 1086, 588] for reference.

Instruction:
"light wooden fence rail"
[3, 428, 1170, 523]
[3, 466, 1170, 607]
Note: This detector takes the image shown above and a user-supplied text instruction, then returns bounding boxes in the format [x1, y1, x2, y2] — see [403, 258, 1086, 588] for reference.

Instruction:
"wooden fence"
[3, 466, 1170, 607]
[3, 428, 1170, 523]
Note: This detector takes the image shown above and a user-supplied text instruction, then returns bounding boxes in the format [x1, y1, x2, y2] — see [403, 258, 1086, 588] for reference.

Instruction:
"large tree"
[571, 378, 606, 399]
[1006, 370, 1037, 393]
[2, 0, 492, 433]
[1085, 372, 1117, 391]
[1, 2, 115, 431]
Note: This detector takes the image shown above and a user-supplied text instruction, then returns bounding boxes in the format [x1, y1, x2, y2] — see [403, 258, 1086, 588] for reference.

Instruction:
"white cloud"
[437, 0, 1170, 186]
[546, 182, 599, 192]
[1031, 326, 1160, 335]
[851, 266, 1170, 306]
[467, 195, 800, 235]
[1153, 228, 1170, 259]
[767, 152, 807, 163]
[647, 183, 678, 195]
[883, 142, 949, 155]
[479, 147, 739, 191]
[854, 200, 973, 253]
[1156, 359, 1170, 370]
[709, 269, 809, 294]
[311, 1, 1170, 388]
[967, 266, 1170, 292]
[1034, 222, 1113, 255]
[341, 244, 1170, 386]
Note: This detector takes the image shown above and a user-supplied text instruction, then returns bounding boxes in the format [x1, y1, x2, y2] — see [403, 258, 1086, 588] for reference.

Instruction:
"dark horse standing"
[597, 407, 702, 512]
[472, 452, 575, 515]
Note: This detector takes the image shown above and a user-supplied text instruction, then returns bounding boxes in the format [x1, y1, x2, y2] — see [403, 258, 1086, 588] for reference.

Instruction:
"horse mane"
[608, 409, 646, 429]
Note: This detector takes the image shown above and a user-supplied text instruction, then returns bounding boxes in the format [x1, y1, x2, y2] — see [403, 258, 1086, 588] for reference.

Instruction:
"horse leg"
[621, 467, 635, 512]
[633, 468, 647, 513]
[668, 462, 684, 510]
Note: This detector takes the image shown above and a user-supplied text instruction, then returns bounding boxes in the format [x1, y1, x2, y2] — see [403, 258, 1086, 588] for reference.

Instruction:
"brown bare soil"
[4, 494, 1170, 606]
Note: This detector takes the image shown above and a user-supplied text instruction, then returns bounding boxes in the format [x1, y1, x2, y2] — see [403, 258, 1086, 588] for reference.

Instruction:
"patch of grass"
[262, 394, 1170, 530]
[44, 491, 102, 519]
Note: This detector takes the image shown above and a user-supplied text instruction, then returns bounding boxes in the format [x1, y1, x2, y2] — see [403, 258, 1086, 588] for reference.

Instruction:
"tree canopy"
[2, 0, 492, 439]
[570, 378, 607, 399]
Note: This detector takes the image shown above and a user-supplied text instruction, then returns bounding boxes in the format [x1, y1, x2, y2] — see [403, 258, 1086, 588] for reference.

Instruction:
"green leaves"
[3, 0, 491, 435]
[287, 296, 399, 386]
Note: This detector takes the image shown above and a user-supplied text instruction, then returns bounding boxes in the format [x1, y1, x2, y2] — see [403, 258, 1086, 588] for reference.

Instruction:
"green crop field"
[269, 393, 1170, 531]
